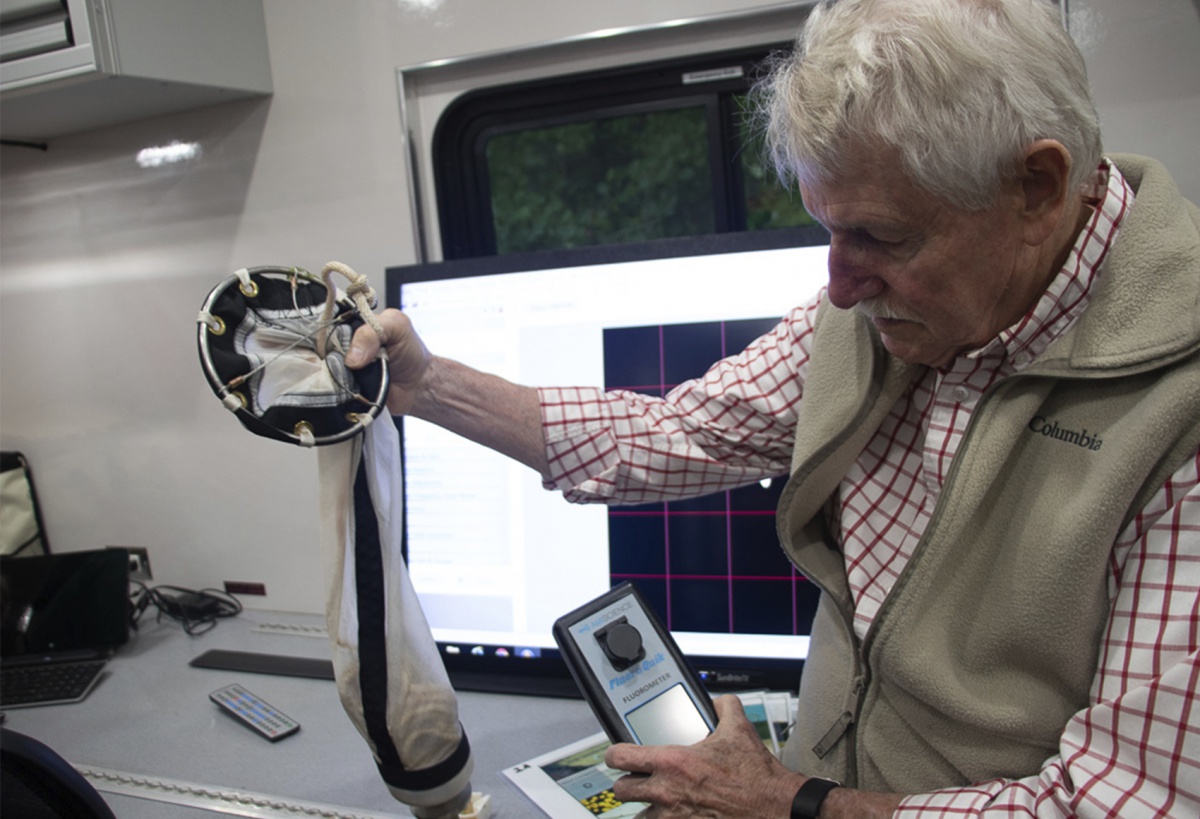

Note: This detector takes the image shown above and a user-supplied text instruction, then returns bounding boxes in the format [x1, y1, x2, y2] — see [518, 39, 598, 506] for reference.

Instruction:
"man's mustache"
[856, 298, 924, 324]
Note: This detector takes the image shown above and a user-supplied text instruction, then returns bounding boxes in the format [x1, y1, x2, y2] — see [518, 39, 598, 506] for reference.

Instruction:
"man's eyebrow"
[820, 217, 911, 235]
[806, 202, 905, 229]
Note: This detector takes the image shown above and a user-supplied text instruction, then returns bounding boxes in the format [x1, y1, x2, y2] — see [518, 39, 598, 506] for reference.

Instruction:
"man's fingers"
[605, 742, 654, 774]
[713, 693, 748, 722]
[346, 318, 386, 369]
[612, 772, 654, 805]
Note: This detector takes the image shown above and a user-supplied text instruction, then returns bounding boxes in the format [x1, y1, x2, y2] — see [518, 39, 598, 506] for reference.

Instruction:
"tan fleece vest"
[776, 154, 1200, 792]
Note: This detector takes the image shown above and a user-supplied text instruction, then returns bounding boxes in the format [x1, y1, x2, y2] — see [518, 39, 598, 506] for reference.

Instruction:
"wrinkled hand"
[604, 695, 804, 818]
[345, 308, 432, 416]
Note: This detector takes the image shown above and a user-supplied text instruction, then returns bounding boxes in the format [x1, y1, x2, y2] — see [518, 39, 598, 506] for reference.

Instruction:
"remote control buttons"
[595, 616, 645, 671]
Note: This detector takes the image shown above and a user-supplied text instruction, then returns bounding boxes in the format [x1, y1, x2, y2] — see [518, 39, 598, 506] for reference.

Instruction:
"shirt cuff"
[893, 778, 1015, 817]
[539, 386, 623, 502]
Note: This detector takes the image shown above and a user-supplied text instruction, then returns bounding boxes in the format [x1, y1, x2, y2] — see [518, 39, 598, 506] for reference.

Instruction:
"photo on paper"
[504, 692, 794, 816]
[504, 732, 645, 818]
[764, 690, 797, 748]
[737, 690, 779, 755]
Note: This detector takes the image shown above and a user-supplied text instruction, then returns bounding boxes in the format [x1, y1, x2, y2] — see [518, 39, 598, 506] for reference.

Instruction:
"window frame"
[432, 43, 791, 259]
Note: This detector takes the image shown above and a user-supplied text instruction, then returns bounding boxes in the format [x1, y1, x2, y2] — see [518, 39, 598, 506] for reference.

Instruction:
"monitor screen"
[386, 228, 831, 696]
[1, 548, 131, 658]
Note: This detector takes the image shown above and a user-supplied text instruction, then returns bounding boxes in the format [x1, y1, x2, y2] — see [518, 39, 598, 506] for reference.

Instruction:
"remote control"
[209, 683, 300, 741]
[553, 582, 717, 746]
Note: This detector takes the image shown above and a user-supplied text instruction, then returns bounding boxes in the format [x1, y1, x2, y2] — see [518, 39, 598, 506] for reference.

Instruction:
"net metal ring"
[196, 265, 390, 447]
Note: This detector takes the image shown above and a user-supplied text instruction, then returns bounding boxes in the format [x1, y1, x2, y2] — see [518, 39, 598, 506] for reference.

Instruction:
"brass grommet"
[294, 421, 315, 439]
[206, 315, 226, 336]
[230, 391, 247, 409]
[239, 279, 259, 298]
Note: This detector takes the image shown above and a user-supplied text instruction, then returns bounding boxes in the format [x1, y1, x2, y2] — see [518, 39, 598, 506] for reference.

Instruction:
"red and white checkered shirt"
[539, 163, 1200, 817]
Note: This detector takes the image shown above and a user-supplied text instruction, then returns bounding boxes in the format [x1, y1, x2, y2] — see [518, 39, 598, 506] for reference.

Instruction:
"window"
[432, 45, 815, 259]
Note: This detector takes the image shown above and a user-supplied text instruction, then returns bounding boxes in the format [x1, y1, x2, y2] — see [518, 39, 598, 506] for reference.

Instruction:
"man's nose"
[825, 239, 884, 309]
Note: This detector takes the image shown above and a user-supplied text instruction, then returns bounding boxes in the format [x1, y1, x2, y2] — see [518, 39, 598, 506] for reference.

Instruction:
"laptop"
[1, 548, 130, 708]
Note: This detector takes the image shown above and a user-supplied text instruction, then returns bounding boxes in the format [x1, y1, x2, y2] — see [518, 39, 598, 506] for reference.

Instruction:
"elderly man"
[347, 0, 1200, 816]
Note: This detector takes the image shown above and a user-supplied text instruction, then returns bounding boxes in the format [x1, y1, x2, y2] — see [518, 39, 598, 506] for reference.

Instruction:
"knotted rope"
[317, 262, 385, 360]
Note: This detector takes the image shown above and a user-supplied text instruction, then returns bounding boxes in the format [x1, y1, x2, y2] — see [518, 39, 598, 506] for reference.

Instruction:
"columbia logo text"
[1028, 415, 1103, 452]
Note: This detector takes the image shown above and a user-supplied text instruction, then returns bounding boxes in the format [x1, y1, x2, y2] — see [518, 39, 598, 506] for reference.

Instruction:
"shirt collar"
[965, 159, 1134, 370]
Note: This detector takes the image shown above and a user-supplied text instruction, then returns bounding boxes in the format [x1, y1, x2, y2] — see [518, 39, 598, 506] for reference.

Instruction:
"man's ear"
[1018, 139, 1074, 247]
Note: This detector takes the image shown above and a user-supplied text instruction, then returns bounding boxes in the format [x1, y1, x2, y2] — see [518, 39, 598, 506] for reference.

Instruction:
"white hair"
[757, 0, 1103, 210]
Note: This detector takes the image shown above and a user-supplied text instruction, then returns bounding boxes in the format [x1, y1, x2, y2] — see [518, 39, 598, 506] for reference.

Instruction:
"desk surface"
[3, 609, 601, 818]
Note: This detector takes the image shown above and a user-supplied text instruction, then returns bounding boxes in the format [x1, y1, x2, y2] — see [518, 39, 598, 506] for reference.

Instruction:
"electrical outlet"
[109, 545, 152, 581]
[224, 580, 266, 596]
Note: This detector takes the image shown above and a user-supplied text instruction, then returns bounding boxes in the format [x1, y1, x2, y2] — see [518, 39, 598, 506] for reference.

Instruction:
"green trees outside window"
[435, 46, 817, 258]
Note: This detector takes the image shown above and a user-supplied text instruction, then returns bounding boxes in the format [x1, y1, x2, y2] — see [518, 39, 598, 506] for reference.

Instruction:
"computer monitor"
[386, 227, 831, 696]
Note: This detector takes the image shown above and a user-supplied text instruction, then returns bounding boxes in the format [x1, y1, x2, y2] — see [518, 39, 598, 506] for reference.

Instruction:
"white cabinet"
[0, 0, 272, 140]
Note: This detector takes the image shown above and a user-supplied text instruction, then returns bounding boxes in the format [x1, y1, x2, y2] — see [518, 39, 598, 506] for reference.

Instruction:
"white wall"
[2, 0, 1198, 615]
[1070, 0, 1200, 199]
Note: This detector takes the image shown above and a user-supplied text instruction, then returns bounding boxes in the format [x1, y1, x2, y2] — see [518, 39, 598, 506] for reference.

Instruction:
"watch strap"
[790, 777, 841, 819]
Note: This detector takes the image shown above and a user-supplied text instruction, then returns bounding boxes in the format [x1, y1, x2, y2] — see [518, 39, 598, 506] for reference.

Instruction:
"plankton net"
[197, 263, 474, 818]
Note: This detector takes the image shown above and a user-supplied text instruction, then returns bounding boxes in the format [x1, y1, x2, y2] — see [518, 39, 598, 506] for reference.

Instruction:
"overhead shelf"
[0, 0, 272, 141]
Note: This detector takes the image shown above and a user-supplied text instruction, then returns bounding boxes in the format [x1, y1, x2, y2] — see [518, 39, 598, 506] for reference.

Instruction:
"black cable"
[0, 138, 48, 151]
[130, 582, 242, 636]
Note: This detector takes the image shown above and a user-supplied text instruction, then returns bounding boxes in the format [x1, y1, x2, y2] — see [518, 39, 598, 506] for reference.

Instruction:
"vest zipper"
[812, 674, 865, 758]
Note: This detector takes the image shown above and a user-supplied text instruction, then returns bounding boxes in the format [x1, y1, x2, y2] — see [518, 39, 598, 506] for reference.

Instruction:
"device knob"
[596, 617, 645, 671]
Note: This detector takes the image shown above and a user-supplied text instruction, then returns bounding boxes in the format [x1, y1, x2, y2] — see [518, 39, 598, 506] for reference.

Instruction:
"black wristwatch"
[790, 777, 841, 818]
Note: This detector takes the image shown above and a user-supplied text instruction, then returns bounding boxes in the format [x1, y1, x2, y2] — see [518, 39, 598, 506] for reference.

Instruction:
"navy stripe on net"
[351, 454, 471, 794]
[353, 455, 405, 773]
